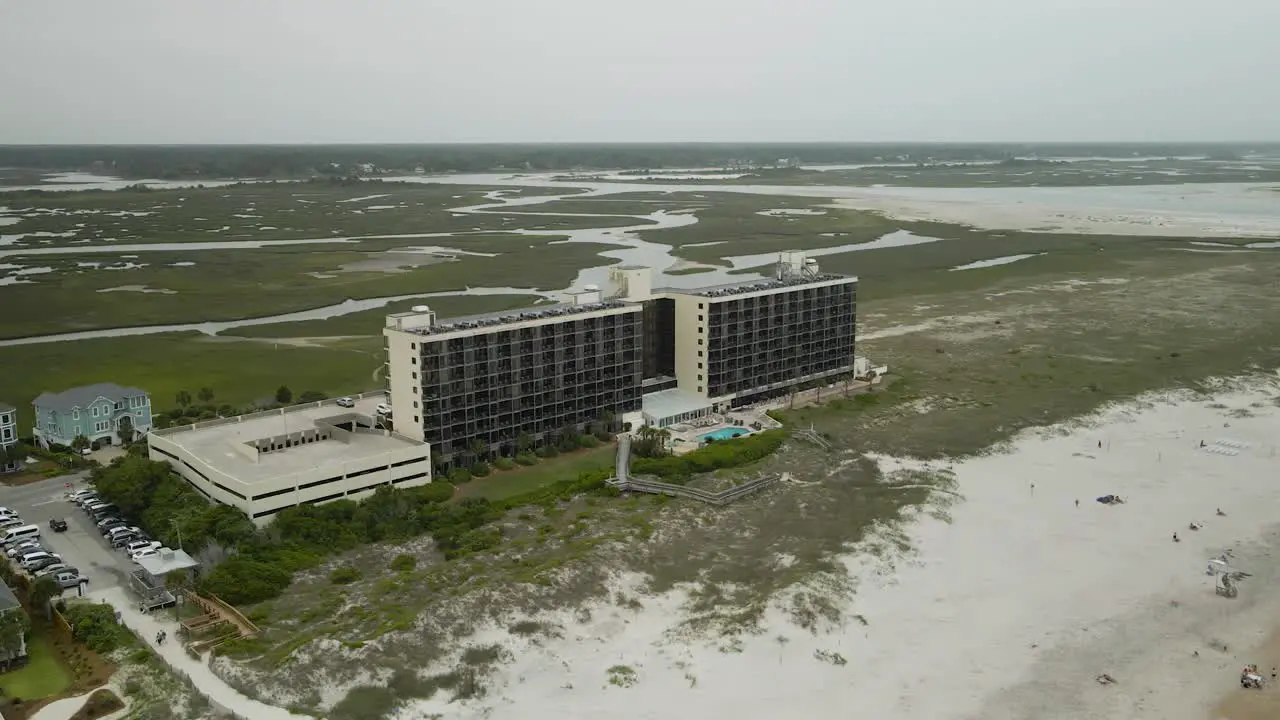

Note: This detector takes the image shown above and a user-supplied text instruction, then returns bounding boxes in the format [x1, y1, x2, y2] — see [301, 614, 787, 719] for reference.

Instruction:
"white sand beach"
[400, 379, 1280, 720]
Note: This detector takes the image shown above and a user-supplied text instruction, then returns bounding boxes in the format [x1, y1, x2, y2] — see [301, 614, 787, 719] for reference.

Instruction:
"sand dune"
[400, 378, 1280, 720]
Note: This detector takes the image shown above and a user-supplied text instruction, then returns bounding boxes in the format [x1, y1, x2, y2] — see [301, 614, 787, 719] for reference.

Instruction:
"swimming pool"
[698, 427, 750, 443]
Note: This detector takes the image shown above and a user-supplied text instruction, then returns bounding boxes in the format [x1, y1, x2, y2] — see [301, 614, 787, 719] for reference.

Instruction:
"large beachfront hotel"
[385, 251, 858, 470]
[147, 251, 857, 521]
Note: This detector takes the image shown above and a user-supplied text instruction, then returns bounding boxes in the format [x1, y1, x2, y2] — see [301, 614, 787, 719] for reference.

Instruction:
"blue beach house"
[32, 383, 153, 449]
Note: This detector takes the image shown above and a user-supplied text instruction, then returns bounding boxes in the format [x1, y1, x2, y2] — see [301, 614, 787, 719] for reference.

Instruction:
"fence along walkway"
[608, 433, 777, 505]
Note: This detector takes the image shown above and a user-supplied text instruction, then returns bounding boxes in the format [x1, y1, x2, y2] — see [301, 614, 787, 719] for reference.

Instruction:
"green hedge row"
[630, 429, 788, 483]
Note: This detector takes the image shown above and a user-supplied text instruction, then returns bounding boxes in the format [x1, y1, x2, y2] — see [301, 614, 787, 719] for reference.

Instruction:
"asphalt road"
[0, 473, 135, 591]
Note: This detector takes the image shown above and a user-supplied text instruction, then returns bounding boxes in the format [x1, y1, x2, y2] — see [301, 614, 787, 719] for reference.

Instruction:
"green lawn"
[0, 635, 71, 701]
[460, 445, 618, 502]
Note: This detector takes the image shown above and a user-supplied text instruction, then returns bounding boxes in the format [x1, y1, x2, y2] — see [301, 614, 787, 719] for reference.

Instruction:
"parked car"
[376, 403, 392, 416]
[4, 538, 42, 556]
[54, 571, 87, 590]
[336, 396, 355, 408]
[6, 541, 43, 558]
[0, 519, 24, 531]
[67, 490, 95, 502]
[130, 547, 161, 561]
[89, 505, 120, 519]
[98, 520, 127, 535]
[105, 526, 139, 541]
[0, 509, 19, 521]
[110, 532, 140, 548]
[125, 540, 161, 555]
[74, 494, 101, 508]
[48, 518, 68, 533]
[27, 556, 64, 573]
[19, 551, 59, 570]
[34, 563, 72, 578]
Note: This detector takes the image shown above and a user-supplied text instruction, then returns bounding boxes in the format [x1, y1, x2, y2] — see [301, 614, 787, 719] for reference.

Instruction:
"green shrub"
[415, 481, 455, 503]
[470, 462, 491, 477]
[448, 468, 473, 484]
[200, 558, 294, 605]
[329, 566, 361, 585]
[389, 554, 417, 573]
[577, 434, 600, 448]
[535, 445, 559, 458]
[493, 457, 516, 471]
[64, 603, 135, 654]
[515, 453, 538, 466]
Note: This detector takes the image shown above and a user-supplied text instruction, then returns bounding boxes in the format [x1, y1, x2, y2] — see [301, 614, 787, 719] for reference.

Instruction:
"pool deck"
[667, 408, 781, 455]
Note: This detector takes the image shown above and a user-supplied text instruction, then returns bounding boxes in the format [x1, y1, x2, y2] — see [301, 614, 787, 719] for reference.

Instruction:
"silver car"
[54, 571, 87, 590]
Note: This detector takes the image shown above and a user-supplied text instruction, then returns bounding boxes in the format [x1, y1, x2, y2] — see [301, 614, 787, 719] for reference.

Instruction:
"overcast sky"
[2, 0, 1276, 144]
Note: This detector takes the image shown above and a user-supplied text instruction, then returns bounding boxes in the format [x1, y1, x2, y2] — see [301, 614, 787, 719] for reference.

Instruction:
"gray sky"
[2, 0, 1276, 144]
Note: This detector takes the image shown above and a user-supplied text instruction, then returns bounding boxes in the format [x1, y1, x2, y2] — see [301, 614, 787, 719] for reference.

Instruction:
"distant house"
[0, 583, 27, 668]
[0, 402, 17, 472]
[32, 383, 153, 449]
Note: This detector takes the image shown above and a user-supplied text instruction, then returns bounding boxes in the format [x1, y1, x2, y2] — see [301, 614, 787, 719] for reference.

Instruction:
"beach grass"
[457, 445, 618, 502]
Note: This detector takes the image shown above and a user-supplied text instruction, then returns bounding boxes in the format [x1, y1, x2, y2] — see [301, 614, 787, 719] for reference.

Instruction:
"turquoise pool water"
[698, 427, 749, 442]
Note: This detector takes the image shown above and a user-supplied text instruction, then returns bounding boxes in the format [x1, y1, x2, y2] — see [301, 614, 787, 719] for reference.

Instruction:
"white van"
[1, 525, 40, 545]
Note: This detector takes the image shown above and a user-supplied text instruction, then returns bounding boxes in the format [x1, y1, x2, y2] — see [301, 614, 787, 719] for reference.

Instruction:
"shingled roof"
[32, 383, 149, 412]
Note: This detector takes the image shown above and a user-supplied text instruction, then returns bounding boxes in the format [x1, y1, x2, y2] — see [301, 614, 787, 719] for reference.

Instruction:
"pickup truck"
[49, 518, 68, 533]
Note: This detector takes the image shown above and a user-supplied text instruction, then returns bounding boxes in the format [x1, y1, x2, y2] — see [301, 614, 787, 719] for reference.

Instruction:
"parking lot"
[0, 474, 136, 592]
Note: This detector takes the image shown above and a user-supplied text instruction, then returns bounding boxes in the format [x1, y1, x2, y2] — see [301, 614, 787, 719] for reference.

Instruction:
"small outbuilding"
[129, 548, 199, 611]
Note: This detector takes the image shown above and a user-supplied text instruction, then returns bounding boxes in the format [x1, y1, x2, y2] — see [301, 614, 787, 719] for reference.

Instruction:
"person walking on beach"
[1075, 499, 1079, 508]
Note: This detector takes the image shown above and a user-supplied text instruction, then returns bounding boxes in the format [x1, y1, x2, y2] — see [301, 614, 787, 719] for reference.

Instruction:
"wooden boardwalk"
[608, 434, 777, 505]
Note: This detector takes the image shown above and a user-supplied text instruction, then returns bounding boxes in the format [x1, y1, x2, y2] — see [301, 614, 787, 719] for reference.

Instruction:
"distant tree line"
[0, 142, 1270, 181]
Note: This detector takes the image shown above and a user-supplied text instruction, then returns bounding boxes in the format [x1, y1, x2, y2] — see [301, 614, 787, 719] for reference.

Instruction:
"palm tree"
[175, 390, 192, 408]
[197, 387, 215, 404]
[516, 432, 533, 454]
[31, 575, 59, 620]
[468, 439, 488, 465]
